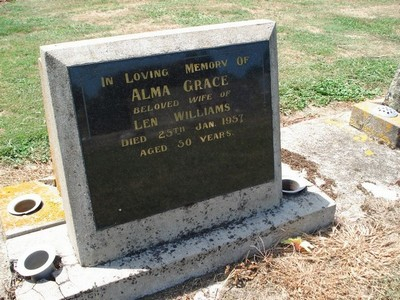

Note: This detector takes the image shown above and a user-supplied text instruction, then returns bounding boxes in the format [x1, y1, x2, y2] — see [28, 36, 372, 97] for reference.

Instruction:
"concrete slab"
[0, 222, 11, 300]
[7, 181, 335, 300]
[281, 111, 400, 221]
[349, 100, 400, 148]
[0, 181, 65, 238]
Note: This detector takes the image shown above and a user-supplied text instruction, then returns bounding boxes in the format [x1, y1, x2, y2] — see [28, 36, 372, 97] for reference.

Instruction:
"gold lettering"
[174, 103, 230, 122]
[183, 75, 228, 92]
[132, 85, 171, 101]
[159, 127, 185, 139]
[195, 121, 216, 131]
[140, 145, 168, 157]
[125, 69, 169, 83]
[199, 130, 233, 143]
[125, 73, 133, 84]
[121, 136, 147, 147]
[221, 114, 244, 126]
[188, 93, 212, 103]
[133, 117, 158, 130]
[133, 100, 179, 114]
[185, 60, 228, 74]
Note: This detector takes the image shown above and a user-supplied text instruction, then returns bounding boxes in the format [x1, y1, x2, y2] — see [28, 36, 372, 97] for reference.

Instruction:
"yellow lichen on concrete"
[359, 124, 392, 145]
[385, 122, 394, 131]
[353, 134, 370, 142]
[325, 118, 346, 128]
[0, 181, 65, 237]
[350, 101, 400, 148]
[364, 149, 375, 156]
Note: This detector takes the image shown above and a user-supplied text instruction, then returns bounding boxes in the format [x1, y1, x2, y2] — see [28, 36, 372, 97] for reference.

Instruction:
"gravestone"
[40, 20, 281, 267]
[384, 65, 400, 112]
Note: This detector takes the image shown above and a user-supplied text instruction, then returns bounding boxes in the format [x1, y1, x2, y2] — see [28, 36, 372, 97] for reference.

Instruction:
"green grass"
[280, 58, 398, 111]
[174, 11, 223, 26]
[0, 0, 399, 163]
[327, 16, 400, 42]
[286, 30, 337, 56]
[0, 1, 110, 164]
[138, 1, 252, 26]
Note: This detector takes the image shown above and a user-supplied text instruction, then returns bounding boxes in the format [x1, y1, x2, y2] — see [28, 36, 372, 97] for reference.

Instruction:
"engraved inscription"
[132, 85, 171, 101]
[125, 68, 169, 83]
[133, 117, 158, 131]
[69, 41, 274, 229]
[183, 75, 229, 92]
[185, 60, 228, 74]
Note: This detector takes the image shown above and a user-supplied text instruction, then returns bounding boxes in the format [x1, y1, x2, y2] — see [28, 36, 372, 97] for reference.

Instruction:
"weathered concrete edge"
[40, 20, 275, 65]
[350, 101, 400, 148]
[5, 220, 66, 239]
[13, 187, 335, 300]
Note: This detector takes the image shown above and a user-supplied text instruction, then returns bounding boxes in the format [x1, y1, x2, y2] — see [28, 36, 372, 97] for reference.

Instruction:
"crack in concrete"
[356, 182, 372, 197]
[57, 284, 66, 299]
[32, 286, 45, 300]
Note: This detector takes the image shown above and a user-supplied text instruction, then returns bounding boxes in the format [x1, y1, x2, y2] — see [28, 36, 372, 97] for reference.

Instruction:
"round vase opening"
[17, 246, 56, 281]
[7, 194, 42, 216]
[282, 179, 306, 194]
[24, 251, 50, 270]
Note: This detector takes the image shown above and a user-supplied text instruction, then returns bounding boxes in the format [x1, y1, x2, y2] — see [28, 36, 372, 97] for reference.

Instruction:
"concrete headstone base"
[8, 182, 335, 300]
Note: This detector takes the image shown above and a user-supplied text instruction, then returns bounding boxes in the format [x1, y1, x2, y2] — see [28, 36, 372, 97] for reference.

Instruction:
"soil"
[280, 101, 354, 127]
[0, 163, 53, 189]
[281, 149, 337, 200]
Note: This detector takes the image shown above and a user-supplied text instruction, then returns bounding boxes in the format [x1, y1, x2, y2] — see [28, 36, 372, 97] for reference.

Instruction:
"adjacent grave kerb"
[39, 20, 281, 266]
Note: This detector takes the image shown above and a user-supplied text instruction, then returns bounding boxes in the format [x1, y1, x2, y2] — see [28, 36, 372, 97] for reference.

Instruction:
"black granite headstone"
[69, 41, 274, 229]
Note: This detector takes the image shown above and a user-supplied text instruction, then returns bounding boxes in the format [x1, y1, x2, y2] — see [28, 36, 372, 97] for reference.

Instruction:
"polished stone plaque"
[69, 41, 274, 229]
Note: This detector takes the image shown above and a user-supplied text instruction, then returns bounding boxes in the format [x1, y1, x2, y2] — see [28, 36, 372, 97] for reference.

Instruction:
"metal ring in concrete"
[282, 179, 306, 194]
[16, 245, 56, 281]
[7, 194, 42, 216]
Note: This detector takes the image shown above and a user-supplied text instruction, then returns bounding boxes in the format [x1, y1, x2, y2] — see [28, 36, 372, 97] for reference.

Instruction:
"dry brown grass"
[219, 197, 400, 300]
[339, 4, 400, 19]
[0, 163, 53, 189]
[143, 196, 400, 300]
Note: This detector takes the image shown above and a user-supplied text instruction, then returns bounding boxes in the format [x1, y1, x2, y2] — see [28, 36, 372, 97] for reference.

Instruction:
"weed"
[280, 57, 398, 112]
[0, 133, 49, 165]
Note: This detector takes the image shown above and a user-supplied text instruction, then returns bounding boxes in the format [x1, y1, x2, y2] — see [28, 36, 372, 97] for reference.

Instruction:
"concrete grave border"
[39, 20, 281, 266]
[9, 184, 335, 299]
